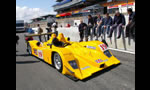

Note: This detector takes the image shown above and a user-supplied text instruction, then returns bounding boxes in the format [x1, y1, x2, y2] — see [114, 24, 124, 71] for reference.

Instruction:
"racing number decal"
[99, 44, 107, 52]
[38, 50, 43, 59]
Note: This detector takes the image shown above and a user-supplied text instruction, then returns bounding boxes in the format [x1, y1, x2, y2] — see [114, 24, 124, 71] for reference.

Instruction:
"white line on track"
[108, 48, 135, 55]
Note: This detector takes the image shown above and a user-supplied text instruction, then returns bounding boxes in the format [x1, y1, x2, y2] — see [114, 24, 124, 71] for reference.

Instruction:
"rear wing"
[24, 32, 54, 42]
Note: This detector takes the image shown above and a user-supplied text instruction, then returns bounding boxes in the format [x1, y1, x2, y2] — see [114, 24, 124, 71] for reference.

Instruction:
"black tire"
[27, 43, 32, 55]
[53, 53, 63, 73]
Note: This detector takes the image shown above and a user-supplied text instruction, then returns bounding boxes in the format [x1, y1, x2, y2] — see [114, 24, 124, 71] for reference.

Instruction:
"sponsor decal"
[98, 44, 107, 52]
[81, 66, 90, 70]
[103, 59, 108, 62]
[95, 59, 108, 63]
[95, 59, 103, 63]
[38, 50, 43, 59]
[34, 49, 37, 55]
[87, 46, 96, 49]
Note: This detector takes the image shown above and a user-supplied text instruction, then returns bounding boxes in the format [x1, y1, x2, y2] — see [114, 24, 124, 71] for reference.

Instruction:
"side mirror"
[47, 43, 52, 48]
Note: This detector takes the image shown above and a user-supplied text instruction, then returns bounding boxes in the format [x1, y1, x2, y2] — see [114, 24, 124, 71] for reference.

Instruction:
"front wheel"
[27, 43, 32, 55]
[53, 53, 63, 72]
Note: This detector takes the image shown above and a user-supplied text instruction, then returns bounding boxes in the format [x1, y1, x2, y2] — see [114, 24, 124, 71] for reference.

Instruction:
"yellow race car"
[25, 33, 120, 80]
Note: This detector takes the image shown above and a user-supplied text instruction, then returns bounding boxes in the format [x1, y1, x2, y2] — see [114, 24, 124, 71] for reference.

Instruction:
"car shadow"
[16, 61, 40, 64]
[33, 56, 55, 68]
[81, 63, 121, 82]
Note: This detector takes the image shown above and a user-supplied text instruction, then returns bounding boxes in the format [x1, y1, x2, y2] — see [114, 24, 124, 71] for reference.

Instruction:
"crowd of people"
[24, 8, 135, 43]
[78, 8, 135, 42]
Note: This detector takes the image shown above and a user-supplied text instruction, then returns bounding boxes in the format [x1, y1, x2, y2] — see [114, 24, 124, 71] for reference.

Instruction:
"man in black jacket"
[108, 11, 126, 39]
[86, 15, 94, 41]
[125, 8, 135, 39]
[78, 20, 87, 42]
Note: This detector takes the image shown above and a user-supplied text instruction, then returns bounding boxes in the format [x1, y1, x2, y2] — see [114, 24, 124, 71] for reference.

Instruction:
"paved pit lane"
[16, 33, 135, 90]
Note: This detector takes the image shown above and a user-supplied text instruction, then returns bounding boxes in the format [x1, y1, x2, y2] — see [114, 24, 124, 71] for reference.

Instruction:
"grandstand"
[53, 0, 135, 27]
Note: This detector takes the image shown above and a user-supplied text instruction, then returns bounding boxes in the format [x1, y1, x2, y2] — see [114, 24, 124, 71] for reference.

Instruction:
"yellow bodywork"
[27, 33, 120, 80]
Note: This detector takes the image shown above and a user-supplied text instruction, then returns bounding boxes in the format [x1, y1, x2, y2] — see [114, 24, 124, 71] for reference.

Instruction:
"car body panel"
[27, 33, 120, 80]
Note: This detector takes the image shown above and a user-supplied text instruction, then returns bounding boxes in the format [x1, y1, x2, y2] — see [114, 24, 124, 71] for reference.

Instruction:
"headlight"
[68, 60, 78, 69]
[104, 50, 112, 58]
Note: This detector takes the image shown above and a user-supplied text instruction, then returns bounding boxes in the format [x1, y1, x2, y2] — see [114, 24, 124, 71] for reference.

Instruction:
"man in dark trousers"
[78, 20, 87, 42]
[93, 14, 103, 40]
[86, 15, 94, 41]
[108, 11, 126, 39]
[125, 8, 135, 39]
[46, 22, 53, 40]
[101, 13, 113, 35]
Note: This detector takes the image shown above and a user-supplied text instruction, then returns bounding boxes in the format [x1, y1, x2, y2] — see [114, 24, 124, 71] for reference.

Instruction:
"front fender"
[51, 48, 77, 74]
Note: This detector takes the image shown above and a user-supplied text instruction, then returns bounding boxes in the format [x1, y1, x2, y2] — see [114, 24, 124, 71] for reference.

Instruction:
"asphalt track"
[16, 32, 135, 90]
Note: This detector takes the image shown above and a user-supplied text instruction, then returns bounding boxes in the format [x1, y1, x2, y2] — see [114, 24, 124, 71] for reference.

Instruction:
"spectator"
[101, 13, 113, 35]
[53, 22, 58, 32]
[86, 15, 94, 41]
[52, 22, 58, 36]
[108, 11, 126, 39]
[78, 20, 87, 42]
[93, 16, 98, 26]
[92, 14, 101, 37]
[46, 23, 52, 40]
[125, 8, 135, 39]
[94, 14, 103, 40]
[37, 24, 43, 42]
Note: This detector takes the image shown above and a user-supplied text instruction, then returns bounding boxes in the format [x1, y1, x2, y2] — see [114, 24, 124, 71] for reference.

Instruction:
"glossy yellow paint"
[28, 33, 120, 80]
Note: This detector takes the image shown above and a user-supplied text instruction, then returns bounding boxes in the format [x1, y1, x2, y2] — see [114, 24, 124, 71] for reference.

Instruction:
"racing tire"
[27, 43, 32, 55]
[53, 53, 63, 73]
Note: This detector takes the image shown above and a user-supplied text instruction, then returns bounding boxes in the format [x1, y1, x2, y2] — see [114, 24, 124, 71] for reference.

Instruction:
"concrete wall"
[56, 26, 135, 52]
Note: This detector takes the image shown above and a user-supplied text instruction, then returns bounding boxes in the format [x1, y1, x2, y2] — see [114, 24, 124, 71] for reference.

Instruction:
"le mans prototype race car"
[25, 32, 120, 80]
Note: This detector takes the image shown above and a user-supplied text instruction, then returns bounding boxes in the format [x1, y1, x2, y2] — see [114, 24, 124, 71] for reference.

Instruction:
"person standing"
[46, 23, 52, 40]
[78, 20, 87, 42]
[108, 11, 126, 39]
[53, 22, 58, 32]
[93, 16, 98, 36]
[125, 8, 135, 39]
[86, 15, 94, 41]
[37, 24, 43, 42]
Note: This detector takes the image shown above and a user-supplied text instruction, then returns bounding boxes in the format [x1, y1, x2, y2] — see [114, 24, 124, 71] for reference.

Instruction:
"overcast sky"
[16, 0, 57, 22]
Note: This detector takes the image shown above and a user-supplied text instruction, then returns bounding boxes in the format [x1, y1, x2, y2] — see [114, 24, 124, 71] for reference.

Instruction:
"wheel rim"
[54, 53, 62, 70]
[28, 45, 32, 54]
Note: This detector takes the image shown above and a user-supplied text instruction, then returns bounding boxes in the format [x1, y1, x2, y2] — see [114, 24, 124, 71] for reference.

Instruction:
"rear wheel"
[53, 53, 63, 72]
[27, 43, 32, 55]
